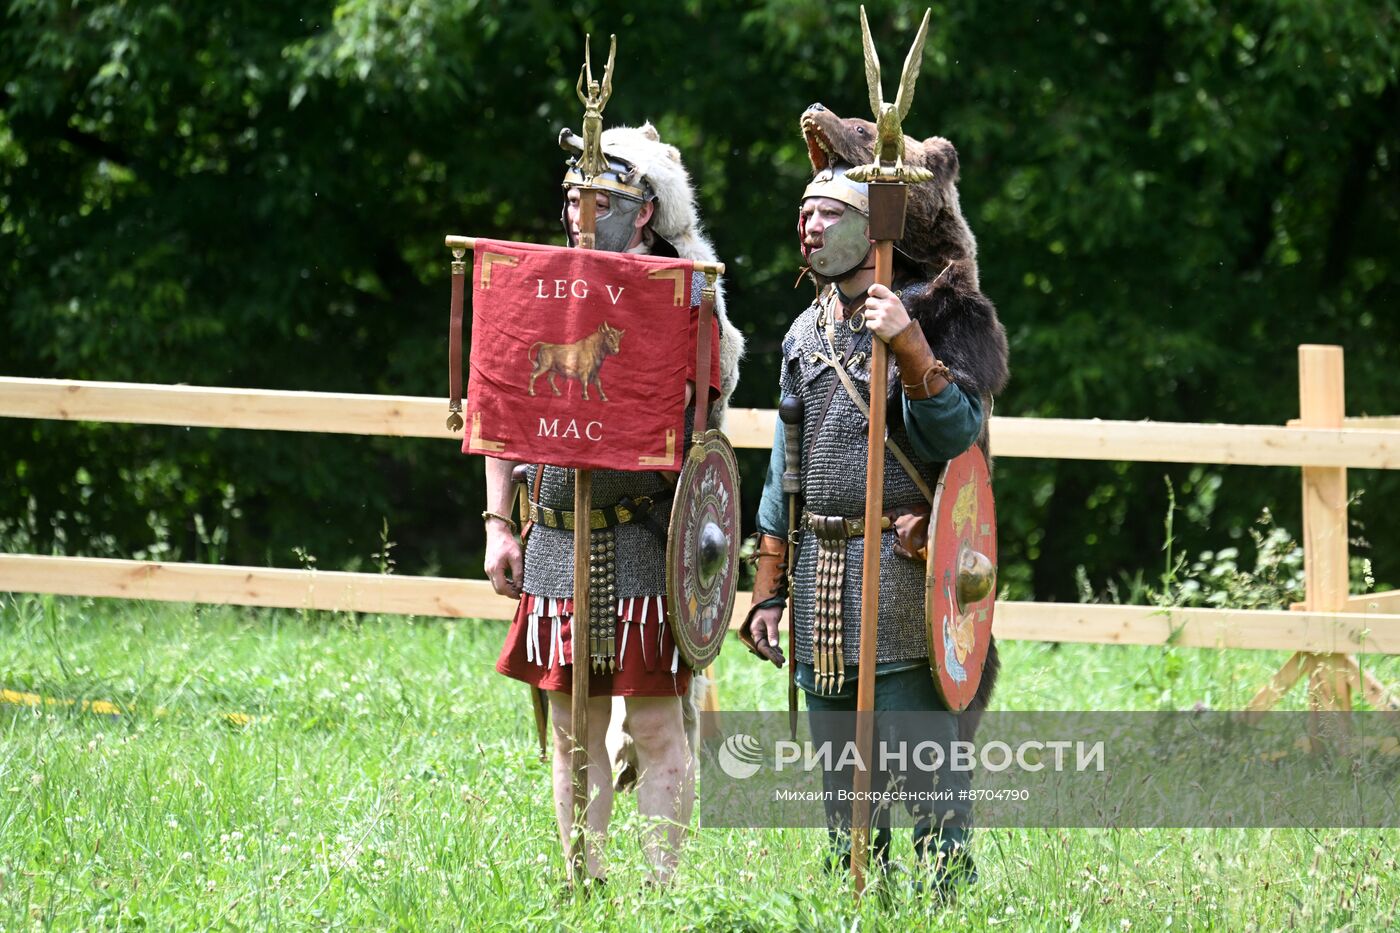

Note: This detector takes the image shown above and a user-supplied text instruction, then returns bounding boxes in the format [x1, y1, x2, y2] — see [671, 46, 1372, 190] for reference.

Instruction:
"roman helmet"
[559, 128, 656, 253]
[556, 122, 746, 426]
[799, 162, 872, 279]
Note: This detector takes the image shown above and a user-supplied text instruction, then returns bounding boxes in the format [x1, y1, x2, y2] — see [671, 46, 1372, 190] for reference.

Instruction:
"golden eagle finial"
[848, 7, 934, 185]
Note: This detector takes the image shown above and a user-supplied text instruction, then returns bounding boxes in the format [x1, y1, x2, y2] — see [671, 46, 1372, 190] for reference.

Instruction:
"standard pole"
[568, 194, 597, 882]
[850, 237, 894, 894]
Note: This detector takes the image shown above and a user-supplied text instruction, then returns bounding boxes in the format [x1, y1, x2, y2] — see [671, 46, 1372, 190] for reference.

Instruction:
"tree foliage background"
[3, 0, 1397, 597]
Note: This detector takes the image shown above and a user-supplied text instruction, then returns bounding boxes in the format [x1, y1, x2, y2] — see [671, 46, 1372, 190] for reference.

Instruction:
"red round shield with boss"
[926, 446, 997, 710]
[666, 430, 742, 669]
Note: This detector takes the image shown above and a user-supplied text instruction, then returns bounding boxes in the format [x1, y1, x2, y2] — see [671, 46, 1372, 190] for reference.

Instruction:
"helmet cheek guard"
[560, 144, 655, 253]
[807, 208, 872, 278]
[800, 165, 873, 279]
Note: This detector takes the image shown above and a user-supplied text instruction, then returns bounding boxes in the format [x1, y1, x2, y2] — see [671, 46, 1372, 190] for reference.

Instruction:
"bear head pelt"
[799, 102, 1009, 403]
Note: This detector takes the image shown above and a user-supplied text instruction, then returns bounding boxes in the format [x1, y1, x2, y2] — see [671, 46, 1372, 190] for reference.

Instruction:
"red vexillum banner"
[461, 238, 695, 472]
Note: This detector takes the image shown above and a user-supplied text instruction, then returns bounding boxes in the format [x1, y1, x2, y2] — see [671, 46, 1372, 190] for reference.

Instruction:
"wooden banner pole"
[444, 235, 723, 278]
[568, 193, 597, 884]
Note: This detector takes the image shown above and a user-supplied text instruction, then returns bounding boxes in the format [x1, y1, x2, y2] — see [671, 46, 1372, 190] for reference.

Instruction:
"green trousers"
[801, 662, 973, 871]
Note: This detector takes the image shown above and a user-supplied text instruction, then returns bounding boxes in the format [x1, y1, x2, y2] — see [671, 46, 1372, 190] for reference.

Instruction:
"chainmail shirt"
[778, 290, 979, 667]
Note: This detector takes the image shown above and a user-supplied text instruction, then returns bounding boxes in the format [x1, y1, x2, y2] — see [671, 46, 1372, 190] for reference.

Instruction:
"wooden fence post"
[1299, 345, 1352, 711]
[1246, 345, 1358, 719]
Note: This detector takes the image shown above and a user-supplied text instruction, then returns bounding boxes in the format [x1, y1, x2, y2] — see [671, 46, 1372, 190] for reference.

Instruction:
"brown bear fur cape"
[801, 103, 1010, 734]
[801, 105, 1009, 412]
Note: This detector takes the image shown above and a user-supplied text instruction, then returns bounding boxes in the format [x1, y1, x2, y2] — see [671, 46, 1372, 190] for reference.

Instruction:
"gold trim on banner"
[648, 268, 686, 306]
[479, 253, 519, 289]
[469, 412, 506, 453]
[638, 428, 678, 467]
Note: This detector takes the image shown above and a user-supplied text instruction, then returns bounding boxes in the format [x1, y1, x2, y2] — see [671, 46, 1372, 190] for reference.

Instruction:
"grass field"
[2, 592, 1399, 930]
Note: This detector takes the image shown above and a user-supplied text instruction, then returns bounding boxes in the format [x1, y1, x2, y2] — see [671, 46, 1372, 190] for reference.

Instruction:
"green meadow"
[2, 593, 1398, 930]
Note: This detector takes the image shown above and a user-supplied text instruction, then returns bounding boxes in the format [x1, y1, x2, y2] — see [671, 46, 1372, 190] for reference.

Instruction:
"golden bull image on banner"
[462, 238, 695, 471]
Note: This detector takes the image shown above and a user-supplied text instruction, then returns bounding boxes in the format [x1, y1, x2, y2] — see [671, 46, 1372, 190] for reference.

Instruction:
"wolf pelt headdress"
[575, 125, 741, 782]
[572, 122, 745, 428]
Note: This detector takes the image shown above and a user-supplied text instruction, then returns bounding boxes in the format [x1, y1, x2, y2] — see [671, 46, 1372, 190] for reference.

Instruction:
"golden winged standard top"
[847, 6, 935, 185]
[575, 33, 617, 180]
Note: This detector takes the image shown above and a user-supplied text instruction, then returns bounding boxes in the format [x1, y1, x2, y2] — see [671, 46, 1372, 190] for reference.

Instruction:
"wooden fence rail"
[2, 554, 1397, 655]
[3, 350, 1400, 711]
[3, 376, 1399, 468]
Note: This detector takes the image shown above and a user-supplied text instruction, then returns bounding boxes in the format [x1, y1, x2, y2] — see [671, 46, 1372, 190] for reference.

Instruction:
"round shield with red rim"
[925, 445, 997, 710]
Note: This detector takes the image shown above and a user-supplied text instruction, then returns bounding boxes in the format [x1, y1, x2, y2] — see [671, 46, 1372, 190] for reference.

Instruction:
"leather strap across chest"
[809, 346, 936, 506]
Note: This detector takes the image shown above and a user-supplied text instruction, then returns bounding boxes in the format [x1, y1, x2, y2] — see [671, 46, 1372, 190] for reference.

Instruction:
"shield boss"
[666, 430, 742, 669]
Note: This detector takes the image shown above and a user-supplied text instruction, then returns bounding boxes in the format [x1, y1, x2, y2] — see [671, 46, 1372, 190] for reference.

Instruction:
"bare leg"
[548, 690, 614, 881]
[623, 695, 695, 883]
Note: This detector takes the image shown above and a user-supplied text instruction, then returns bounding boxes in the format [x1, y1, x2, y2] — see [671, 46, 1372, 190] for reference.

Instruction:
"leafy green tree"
[3, 1, 1397, 596]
